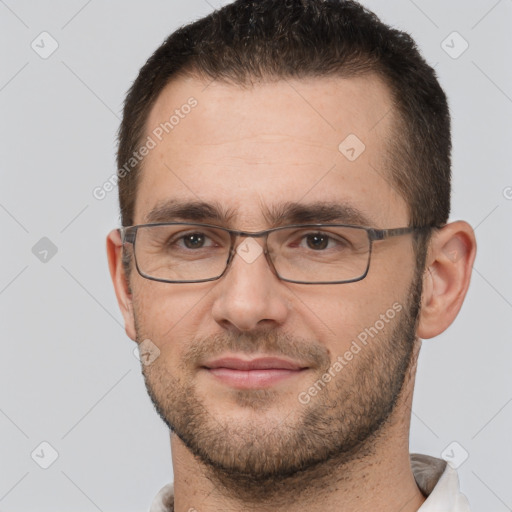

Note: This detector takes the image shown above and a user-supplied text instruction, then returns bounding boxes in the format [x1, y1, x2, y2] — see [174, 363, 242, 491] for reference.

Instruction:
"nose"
[211, 237, 291, 332]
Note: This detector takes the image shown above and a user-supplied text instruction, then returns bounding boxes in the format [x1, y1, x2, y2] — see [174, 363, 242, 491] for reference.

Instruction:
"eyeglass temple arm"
[119, 227, 136, 244]
[369, 225, 435, 241]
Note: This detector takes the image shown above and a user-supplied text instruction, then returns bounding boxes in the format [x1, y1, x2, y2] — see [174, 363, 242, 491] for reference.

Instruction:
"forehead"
[135, 74, 408, 228]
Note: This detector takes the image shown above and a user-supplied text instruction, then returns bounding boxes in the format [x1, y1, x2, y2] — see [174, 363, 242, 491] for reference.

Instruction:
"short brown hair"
[117, 0, 450, 234]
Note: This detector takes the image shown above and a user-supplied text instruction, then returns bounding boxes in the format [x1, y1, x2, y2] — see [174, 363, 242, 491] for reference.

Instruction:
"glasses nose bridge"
[225, 228, 277, 275]
[230, 228, 271, 248]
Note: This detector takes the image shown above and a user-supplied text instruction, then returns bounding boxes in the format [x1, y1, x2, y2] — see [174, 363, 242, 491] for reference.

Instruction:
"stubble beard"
[135, 275, 422, 500]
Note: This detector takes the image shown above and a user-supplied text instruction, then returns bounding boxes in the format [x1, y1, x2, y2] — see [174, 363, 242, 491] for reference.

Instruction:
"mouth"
[201, 356, 309, 389]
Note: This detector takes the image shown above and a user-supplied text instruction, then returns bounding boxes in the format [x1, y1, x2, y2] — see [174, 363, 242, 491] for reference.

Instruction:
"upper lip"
[202, 356, 308, 371]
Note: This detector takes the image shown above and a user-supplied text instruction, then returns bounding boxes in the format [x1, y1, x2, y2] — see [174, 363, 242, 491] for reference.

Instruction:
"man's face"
[127, 75, 421, 481]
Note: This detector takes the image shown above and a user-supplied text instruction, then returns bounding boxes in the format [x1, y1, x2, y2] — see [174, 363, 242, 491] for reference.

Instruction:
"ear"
[417, 221, 477, 339]
[106, 229, 137, 341]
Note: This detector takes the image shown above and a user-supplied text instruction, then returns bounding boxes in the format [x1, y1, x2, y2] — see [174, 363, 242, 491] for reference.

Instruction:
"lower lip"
[205, 368, 306, 388]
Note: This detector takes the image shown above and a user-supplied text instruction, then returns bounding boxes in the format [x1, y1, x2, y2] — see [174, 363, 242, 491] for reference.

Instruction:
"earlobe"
[106, 229, 137, 341]
[417, 221, 477, 340]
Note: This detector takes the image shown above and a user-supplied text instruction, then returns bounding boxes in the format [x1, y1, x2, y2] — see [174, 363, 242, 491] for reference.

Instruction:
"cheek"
[132, 280, 213, 357]
[364, 242, 417, 303]
[295, 263, 414, 353]
[295, 291, 385, 345]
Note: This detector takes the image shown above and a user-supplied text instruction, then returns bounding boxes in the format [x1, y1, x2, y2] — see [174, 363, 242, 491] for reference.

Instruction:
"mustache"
[181, 331, 331, 370]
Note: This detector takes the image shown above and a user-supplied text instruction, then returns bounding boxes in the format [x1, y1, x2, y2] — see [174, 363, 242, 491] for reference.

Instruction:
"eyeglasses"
[120, 222, 431, 285]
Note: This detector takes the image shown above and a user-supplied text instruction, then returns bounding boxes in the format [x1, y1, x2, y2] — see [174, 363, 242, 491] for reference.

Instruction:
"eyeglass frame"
[119, 222, 435, 285]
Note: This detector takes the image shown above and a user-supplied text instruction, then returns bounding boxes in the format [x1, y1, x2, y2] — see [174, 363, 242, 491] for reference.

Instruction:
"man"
[107, 1, 476, 510]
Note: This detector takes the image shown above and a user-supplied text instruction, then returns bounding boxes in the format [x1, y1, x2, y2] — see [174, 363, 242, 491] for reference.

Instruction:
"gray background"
[1, 0, 511, 510]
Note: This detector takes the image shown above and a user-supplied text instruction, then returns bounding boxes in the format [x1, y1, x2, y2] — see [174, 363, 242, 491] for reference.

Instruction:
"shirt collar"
[412, 453, 471, 511]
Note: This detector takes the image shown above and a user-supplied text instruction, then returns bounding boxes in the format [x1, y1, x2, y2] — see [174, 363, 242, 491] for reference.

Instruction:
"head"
[107, 0, 475, 495]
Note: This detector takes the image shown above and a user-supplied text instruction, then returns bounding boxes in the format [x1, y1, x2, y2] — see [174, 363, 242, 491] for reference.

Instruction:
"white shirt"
[149, 453, 470, 511]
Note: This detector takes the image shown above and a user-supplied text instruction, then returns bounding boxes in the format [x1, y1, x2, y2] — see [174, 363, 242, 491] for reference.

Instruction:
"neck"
[171, 342, 425, 512]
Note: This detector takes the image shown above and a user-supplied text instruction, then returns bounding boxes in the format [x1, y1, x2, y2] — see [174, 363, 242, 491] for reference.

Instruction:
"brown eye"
[183, 233, 206, 249]
[306, 234, 329, 250]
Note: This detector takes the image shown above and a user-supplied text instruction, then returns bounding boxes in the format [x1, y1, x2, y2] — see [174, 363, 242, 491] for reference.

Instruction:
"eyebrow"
[144, 199, 238, 224]
[262, 201, 374, 227]
[143, 199, 374, 227]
